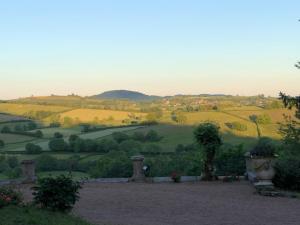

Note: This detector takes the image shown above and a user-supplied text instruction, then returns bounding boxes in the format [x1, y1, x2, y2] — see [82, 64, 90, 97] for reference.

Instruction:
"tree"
[49, 138, 69, 151]
[145, 130, 162, 142]
[35, 130, 43, 138]
[279, 92, 300, 119]
[0, 140, 4, 148]
[249, 115, 261, 138]
[1, 126, 11, 133]
[54, 132, 63, 138]
[194, 123, 222, 181]
[112, 132, 130, 143]
[27, 122, 37, 130]
[25, 143, 42, 154]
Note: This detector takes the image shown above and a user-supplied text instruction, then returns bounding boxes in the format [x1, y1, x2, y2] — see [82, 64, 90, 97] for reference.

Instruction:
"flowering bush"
[0, 186, 22, 208]
[171, 171, 181, 183]
[32, 175, 82, 212]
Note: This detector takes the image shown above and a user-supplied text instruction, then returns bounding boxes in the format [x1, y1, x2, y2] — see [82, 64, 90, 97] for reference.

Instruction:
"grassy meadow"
[58, 108, 146, 124]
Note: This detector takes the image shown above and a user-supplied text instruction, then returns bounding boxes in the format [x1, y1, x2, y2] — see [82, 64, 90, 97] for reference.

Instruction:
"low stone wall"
[84, 176, 202, 184]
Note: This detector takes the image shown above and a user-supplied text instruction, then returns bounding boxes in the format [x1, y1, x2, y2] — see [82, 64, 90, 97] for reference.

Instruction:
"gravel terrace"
[20, 181, 300, 225]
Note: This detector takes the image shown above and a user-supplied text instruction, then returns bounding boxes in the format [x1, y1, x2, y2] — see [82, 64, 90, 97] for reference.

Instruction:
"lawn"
[0, 206, 93, 225]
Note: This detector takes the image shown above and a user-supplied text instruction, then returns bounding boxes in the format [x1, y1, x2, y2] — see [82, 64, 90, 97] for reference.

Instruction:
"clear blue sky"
[0, 0, 299, 99]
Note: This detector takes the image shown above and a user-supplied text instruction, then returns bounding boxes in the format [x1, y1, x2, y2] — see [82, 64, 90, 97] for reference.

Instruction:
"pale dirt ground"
[20, 181, 300, 225]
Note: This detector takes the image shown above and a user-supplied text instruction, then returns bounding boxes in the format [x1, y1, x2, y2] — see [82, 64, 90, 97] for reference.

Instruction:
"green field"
[0, 133, 36, 144]
[0, 126, 142, 152]
[110, 124, 260, 152]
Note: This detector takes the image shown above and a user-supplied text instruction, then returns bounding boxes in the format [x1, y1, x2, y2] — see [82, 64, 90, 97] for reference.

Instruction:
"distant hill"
[92, 90, 160, 101]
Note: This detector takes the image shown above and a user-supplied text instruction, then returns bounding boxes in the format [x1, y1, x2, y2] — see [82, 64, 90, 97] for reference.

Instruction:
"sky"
[0, 0, 299, 99]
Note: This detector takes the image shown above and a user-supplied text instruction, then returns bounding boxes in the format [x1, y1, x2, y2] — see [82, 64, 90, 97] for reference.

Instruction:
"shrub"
[112, 132, 130, 143]
[215, 145, 245, 176]
[119, 140, 142, 156]
[170, 171, 181, 183]
[1, 126, 11, 133]
[0, 187, 22, 208]
[132, 132, 146, 142]
[7, 157, 18, 169]
[25, 143, 43, 154]
[175, 144, 197, 154]
[27, 121, 38, 130]
[35, 130, 44, 138]
[88, 151, 132, 178]
[143, 144, 162, 154]
[54, 132, 63, 138]
[194, 123, 222, 180]
[97, 139, 119, 153]
[145, 130, 163, 142]
[32, 175, 81, 212]
[273, 157, 300, 191]
[225, 122, 247, 131]
[49, 138, 69, 151]
[250, 137, 276, 157]
[4, 167, 22, 179]
[0, 140, 4, 148]
[36, 154, 58, 171]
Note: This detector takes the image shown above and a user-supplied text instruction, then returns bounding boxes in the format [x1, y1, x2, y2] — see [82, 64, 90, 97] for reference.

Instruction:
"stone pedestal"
[21, 160, 36, 183]
[130, 155, 145, 182]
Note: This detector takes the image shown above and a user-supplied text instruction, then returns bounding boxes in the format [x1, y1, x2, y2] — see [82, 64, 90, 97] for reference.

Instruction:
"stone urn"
[251, 156, 276, 182]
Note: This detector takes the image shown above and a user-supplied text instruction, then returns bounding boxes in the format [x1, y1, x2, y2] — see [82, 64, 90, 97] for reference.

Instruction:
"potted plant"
[171, 171, 181, 183]
[248, 138, 277, 184]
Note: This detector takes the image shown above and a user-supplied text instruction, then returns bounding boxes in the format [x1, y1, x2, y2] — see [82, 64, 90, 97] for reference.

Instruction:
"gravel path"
[71, 181, 300, 225]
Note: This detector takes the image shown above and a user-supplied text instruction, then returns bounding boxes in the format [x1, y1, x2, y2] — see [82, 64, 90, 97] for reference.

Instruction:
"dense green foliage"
[273, 157, 300, 191]
[32, 175, 81, 212]
[49, 138, 69, 151]
[88, 151, 132, 178]
[279, 115, 300, 149]
[280, 92, 300, 119]
[194, 123, 222, 180]
[250, 137, 276, 157]
[0, 206, 92, 225]
[215, 145, 245, 176]
[25, 143, 42, 154]
[0, 140, 4, 148]
[1, 126, 43, 138]
[0, 187, 22, 208]
[0, 156, 22, 179]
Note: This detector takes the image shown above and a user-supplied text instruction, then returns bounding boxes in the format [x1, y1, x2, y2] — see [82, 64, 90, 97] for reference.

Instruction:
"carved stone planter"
[251, 157, 276, 182]
[245, 152, 276, 190]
